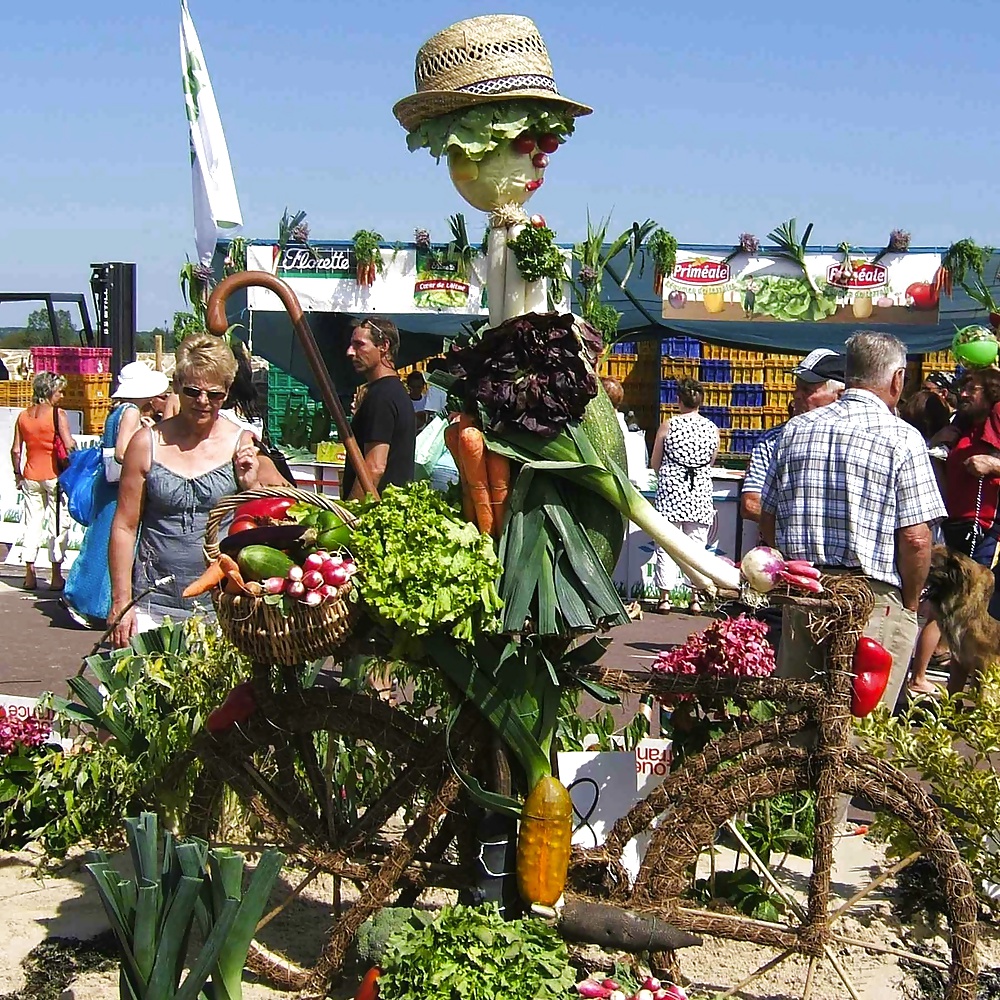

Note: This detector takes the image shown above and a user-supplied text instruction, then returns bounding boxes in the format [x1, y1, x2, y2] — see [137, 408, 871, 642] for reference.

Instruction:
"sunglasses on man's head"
[180, 385, 227, 402]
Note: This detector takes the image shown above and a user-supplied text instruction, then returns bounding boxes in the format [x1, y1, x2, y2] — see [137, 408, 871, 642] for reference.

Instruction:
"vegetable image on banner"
[413, 246, 471, 309]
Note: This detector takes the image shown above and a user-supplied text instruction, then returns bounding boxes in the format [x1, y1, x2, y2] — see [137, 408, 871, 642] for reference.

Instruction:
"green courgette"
[237, 545, 296, 581]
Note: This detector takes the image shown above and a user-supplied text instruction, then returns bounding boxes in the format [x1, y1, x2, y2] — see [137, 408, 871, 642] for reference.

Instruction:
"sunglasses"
[180, 385, 227, 403]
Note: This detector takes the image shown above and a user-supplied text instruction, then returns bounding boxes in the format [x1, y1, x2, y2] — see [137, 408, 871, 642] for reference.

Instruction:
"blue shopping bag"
[58, 445, 103, 527]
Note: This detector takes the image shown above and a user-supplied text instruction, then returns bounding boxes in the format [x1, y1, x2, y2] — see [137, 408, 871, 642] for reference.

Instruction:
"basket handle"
[205, 270, 379, 500]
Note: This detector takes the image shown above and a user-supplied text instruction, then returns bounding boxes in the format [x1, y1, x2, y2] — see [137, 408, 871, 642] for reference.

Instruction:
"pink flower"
[0, 707, 52, 755]
[651, 615, 775, 678]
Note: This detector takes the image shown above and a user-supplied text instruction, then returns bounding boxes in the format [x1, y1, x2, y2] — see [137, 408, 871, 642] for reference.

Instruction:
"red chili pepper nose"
[850, 636, 893, 717]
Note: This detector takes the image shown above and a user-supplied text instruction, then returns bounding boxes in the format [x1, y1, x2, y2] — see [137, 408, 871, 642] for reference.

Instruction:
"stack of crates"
[267, 367, 323, 448]
[0, 380, 32, 409]
[30, 346, 114, 433]
[921, 349, 957, 382]
[659, 335, 701, 428]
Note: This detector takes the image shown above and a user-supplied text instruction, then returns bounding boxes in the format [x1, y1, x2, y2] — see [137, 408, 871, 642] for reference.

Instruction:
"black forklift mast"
[0, 263, 137, 379]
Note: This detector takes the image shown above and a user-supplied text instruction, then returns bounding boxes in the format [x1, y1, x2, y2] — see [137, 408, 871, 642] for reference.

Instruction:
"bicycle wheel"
[195, 676, 478, 997]
[571, 740, 977, 1000]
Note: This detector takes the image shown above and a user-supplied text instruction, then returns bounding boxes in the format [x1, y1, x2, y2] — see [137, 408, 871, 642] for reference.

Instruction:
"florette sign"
[826, 261, 888, 289]
[672, 259, 731, 286]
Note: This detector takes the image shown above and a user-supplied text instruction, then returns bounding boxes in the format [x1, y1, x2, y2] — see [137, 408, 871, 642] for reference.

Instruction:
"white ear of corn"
[503, 223, 526, 321]
[523, 278, 548, 314]
[486, 224, 507, 328]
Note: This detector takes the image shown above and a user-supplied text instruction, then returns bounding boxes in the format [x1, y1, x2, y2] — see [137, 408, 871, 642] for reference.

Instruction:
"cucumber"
[237, 544, 296, 581]
[576, 383, 629, 572]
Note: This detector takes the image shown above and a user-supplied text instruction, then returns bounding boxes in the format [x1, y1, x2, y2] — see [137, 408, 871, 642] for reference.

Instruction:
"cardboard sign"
[558, 738, 673, 884]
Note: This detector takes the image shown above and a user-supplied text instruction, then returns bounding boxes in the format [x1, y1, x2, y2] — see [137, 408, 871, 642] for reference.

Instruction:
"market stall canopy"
[225, 240, 1000, 397]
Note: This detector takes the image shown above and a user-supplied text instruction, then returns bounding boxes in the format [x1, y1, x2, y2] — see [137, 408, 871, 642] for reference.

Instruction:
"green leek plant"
[86, 812, 284, 1000]
[766, 218, 822, 298]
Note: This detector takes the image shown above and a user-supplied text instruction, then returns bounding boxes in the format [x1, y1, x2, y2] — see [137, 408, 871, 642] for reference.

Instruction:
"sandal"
[688, 599, 703, 615]
[655, 600, 672, 615]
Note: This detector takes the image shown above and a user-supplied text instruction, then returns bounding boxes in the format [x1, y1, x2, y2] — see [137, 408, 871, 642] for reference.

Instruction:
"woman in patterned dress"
[649, 378, 719, 614]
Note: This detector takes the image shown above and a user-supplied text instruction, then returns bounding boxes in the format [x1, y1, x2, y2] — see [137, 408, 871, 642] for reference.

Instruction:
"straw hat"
[393, 15, 592, 133]
[112, 361, 169, 400]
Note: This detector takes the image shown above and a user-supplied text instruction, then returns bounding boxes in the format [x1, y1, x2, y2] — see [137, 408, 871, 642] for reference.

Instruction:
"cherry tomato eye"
[512, 134, 536, 155]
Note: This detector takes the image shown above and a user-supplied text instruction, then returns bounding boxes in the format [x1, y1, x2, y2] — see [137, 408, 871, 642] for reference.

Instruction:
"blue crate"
[701, 406, 731, 429]
[699, 359, 732, 383]
[660, 336, 701, 359]
[612, 340, 638, 355]
[731, 383, 765, 407]
[732, 429, 766, 454]
[659, 379, 679, 405]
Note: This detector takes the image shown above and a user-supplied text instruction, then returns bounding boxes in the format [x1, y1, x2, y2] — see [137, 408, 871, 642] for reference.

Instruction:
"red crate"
[31, 346, 112, 375]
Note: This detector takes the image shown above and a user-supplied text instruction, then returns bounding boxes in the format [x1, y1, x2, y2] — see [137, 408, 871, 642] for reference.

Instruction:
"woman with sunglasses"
[64, 362, 170, 627]
[108, 335, 260, 646]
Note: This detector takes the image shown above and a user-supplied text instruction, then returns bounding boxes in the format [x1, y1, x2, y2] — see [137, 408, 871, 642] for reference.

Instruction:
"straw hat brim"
[393, 89, 592, 133]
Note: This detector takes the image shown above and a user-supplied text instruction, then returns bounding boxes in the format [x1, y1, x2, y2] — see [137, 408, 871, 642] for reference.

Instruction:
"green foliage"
[692, 867, 785, 922]
[355, 907, 417, 967]
[405, 100, 575, 161]
[856, 665, 1000, 902]
[26, 308, 78, 340]
[348, 482, 503, 642]
[646, 228, 678, 275]
[352, 229, 385, 273]
[377, 903, 577, 1000]
[557, 689, 649, 751]
[737, 790, 816, 865]
[508, 225, 567, 285]
[0, 620, 250, 860]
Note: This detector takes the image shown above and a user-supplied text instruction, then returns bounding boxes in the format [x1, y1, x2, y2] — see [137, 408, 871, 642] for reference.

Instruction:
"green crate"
[267, 367, 315, 394]
[268, 386, 322, 448]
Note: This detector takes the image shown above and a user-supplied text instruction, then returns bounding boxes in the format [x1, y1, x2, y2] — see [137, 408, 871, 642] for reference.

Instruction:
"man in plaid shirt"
[760, 331, 946, 708]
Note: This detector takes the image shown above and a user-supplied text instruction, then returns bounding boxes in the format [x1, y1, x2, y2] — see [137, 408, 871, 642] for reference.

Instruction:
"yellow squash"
[516, 775, 573, 906]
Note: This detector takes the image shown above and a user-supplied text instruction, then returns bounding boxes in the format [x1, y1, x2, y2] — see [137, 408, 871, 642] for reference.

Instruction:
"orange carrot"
[182, 560, 226, 598]
[458, 424, 493, 536]
[484, 450, 511, 538]
[218, 553, 240, 577]
[444, 420, 476, 525]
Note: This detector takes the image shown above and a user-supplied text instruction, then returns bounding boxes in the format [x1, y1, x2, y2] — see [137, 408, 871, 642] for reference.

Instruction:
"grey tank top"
[134, 425, 241, 614]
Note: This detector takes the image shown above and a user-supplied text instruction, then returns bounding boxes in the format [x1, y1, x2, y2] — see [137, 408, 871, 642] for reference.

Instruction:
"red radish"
[784, 559, 821, 579]
[287, 565, 304, 583]
[325, 565, 349, 587]
[287, 581, 306, 598]
[304, 552, 325, 571]
[643, 979, 661, 992]
[637, 991, 654, 1000]
[302, 569, 324, 590]
[532, 152, 549, 169]
[778, 570, 824, 593]
[537, 133, 559, 153]
[575, 982, 610, 999]
[512, 134, 536, 154]
[327, 553, 344, 567]
[263, 576, 286, 595]
[303, 589, 323, 607]
[529, 214, 546, 228]
[320, 584, 339, 602]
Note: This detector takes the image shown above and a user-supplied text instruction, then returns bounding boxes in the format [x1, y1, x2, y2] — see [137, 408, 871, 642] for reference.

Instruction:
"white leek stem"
[503, 223, 526, 321]
[523, 278, 548, 314]
[486, 224, 507, 328]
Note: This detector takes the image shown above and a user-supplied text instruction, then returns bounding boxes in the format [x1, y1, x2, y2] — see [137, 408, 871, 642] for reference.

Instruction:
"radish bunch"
[263, 551, 357, 608]
[575, 975, 686, 1000]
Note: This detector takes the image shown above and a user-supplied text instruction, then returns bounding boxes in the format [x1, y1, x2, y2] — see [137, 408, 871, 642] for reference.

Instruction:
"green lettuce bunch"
[406, 100, 575, 162]
[350, 482, 503, 641]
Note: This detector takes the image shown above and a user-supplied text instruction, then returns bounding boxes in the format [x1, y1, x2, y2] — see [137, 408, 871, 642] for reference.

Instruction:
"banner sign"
[413, 247, 472, 309]
[275, 244, 354, 279]
[663, 250, 942, 325]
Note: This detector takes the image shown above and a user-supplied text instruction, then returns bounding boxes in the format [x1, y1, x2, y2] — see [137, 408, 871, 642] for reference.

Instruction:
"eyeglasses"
[180, 386, 227, 403]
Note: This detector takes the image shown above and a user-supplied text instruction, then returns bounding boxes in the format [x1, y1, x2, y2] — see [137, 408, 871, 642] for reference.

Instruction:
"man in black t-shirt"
[340, 317, 415, 499]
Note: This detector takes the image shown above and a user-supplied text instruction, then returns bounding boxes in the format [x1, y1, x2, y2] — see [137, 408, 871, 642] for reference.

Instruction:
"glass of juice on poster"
[703, 288, 726, 314]
[852, 295, 873, 320]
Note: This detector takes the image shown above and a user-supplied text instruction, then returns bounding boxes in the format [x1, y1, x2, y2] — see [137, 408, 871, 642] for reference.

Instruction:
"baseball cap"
[790, 349, 846, 384]
[924, 371, 955, 391]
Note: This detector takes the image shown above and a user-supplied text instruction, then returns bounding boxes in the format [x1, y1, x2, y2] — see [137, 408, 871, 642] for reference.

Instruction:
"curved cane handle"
[206, 271, 378, 500]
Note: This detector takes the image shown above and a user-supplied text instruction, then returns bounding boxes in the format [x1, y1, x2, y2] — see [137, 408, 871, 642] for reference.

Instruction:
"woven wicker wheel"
[204, 487, 359, 666]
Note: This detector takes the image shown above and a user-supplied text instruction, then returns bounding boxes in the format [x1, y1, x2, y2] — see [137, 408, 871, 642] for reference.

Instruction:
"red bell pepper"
[232, 497, 295, 523]
[354, 966, 381, 1000]
[850, 637, 893, 717]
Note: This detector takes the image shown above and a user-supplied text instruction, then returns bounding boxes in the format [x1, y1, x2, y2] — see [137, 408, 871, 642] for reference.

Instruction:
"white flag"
[180, 0, 242, 266]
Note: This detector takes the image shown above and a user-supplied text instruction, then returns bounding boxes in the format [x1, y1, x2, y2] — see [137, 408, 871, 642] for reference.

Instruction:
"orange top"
[17, 407, 58, 482]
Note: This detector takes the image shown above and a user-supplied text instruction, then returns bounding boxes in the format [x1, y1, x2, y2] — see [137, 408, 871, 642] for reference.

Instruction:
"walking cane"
[205, 272, 379, 500]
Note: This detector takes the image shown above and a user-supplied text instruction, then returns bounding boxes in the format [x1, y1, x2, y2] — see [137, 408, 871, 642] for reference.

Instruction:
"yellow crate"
[604, 356, 637, 381]
[765, 383, 794, 409]
[0, 380, 32, 408]
[660, 359, 699, 380]
[924, 350, 953, 367]
[731, 362, 765, 383]
[762, 405, 788, 429]
[701, 343, 723, 360]
[730, 407, 763, 430]
[716, 429, 733, 452]
[921, 360, 957, 376]
[701, 384, 730, 406]
[763, 360, 795, 387]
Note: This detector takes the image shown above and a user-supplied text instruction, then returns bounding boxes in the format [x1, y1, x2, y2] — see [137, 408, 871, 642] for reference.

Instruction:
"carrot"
[458, 424, 493, 536]
[354, 967, 381, 1000]
[484, 449, 511, 538]
[444, 420, 476, 525]
[218, 553, 241, 577]
[182, 560, 226, 598]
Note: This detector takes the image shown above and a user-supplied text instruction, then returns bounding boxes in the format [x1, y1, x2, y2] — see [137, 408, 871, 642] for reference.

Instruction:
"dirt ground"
[1, 834, 996, 1000]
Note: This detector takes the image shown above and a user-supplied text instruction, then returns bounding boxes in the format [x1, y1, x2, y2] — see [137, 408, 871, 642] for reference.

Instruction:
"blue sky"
[2, 0, 998, 329]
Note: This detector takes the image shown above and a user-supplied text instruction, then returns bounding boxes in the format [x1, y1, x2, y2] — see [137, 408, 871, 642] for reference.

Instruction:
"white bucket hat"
[112, 361, 170, 400]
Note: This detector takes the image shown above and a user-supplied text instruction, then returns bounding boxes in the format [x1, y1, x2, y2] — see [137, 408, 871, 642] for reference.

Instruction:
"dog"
[922, 545, 1000, 693]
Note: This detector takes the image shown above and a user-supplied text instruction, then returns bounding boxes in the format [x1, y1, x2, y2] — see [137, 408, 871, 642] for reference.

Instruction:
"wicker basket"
[204, 487, 359, 666]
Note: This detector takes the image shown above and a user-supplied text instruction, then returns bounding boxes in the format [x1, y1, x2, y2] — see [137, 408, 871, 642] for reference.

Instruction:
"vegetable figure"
[851, 636, 893, 717]
[952, 324, 998, 368]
